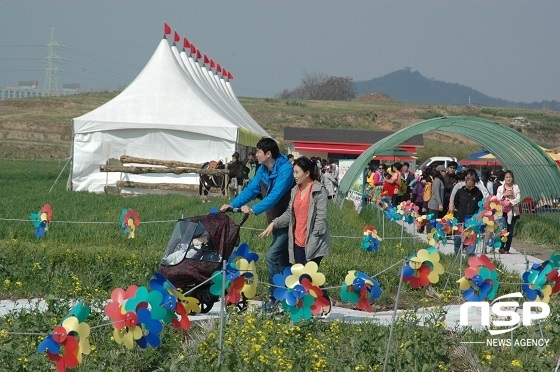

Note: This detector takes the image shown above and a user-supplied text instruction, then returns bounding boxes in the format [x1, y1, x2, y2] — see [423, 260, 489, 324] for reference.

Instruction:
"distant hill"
[354, 68, 560, 111]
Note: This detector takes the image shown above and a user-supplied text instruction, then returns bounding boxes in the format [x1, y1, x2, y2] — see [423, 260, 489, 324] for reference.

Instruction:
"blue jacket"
[230, 155, 294, 222]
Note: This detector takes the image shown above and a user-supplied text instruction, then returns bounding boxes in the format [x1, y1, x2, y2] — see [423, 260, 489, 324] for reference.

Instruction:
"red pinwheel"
[104, 286, 139, 330]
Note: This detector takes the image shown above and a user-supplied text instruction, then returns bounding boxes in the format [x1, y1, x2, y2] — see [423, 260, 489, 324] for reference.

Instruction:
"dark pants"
[293, 243, 323, 266]
[265, 227, 289, 295]
[503, 215, 519, 251]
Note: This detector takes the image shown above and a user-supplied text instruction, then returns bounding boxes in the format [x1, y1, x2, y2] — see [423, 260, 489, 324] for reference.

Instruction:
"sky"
[1, 0, 559, 103]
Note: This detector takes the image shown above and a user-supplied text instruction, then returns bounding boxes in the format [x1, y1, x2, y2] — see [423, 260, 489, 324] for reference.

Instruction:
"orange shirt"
[293, 181, 313, 247]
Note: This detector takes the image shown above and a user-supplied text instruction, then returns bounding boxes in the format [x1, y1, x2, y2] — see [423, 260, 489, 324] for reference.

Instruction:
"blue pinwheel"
[135, 307, 163, 349]
[272, 266, 293, 302]
[229, 242, 259, 264]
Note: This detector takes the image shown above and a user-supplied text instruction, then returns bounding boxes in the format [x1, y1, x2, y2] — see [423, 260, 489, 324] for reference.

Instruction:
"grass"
[0, 160, 559, 370]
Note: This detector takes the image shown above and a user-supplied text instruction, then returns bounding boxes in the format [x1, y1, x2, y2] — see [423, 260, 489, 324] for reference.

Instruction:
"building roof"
[284, 127, 424, 146]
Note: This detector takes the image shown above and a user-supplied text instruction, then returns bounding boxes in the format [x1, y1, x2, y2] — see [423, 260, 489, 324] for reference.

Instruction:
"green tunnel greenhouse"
[337, 116, 560, 204]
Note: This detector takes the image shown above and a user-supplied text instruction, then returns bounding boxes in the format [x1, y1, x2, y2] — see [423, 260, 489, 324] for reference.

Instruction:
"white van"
[415, 156, 458, 177]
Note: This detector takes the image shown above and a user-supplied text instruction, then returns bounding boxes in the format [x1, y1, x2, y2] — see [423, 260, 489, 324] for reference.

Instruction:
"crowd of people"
[220, 139, 521, 316]
[365, 161, 521, 255]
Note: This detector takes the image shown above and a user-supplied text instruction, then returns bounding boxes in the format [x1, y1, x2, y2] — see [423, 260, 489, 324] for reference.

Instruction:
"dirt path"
[511, 237, 554, 261]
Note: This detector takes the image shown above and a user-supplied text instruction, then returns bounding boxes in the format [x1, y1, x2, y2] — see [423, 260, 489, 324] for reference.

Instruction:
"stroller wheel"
[199, 301, 214, 314]
[228, 294, 248, 313]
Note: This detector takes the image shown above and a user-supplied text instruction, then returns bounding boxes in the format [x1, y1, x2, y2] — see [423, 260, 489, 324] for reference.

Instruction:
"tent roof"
[73, 39, 240, 142]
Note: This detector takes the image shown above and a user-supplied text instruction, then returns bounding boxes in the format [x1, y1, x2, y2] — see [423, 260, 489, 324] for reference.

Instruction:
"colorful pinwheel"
[457, 255, 499, 301]
[272, 262, 329, 322]
[361, 225, 382, 252]
[397, 200, 419, 224]
[120, 208, 140, 238]
[29, 203, 53, 238]
[383, 205, 401, 222]
[38, 301, 91, 372]
[426, 227, 448, 247]
[439, 213, 458, 235]
[400, 247, 445, 289]
[340, 270, 382, 312]
[375, 191, 392, 211]
[208, 244, 259, 304]
[415, 212, 436, 233]
[148, 272, 196, 329]
[522, 260, 560, 303]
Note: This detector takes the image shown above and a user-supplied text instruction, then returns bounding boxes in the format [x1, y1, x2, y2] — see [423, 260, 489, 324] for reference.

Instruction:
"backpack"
[398, 177, 407, 195]
[423, 182, 432, 202]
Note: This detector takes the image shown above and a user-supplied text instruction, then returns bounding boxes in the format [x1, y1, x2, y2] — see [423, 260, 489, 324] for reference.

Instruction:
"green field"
[0, 160, 559, 370]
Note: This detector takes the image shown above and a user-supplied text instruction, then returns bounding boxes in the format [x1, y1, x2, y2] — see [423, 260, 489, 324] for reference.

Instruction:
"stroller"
[158, 209, 248, 313]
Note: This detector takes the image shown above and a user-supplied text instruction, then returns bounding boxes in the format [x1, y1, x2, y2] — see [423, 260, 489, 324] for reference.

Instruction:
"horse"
[199, 160, 226, 196]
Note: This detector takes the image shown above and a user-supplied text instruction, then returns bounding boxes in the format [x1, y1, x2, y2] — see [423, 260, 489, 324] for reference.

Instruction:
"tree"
[277, 72, 356, 101]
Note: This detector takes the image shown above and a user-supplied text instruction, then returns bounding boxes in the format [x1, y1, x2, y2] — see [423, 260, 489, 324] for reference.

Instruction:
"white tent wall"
[71, 129, 235, 193]
[70, 38, 242, 194]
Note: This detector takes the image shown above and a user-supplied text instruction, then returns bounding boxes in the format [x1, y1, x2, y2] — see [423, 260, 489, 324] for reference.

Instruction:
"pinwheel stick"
[383, 259, 406, 372]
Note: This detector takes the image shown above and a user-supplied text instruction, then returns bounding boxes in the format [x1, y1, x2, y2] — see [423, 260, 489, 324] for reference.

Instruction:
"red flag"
[196, 50, 202, 60]
[227, 71, 233, 80]
[174, 31, 180, 43]
[210, 59, 215, 69]
[164, 23, 171, 35]
[190, 44, 196, 55]
[183, 37, 191, 49]
[221, 68, 227, 78]
[216, 64, 222, 73]
[203, 55, 210, 65]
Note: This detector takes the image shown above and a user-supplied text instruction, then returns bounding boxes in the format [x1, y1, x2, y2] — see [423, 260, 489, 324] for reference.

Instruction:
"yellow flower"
[511, 359, 523, 368]
[16, 281, 22, 287]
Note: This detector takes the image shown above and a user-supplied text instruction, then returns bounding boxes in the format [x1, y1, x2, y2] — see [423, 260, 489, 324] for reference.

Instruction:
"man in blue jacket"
[221, 137, 295, 306]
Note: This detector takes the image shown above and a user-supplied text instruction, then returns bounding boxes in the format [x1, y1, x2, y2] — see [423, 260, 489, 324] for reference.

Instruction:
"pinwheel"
[457, 255, 499, 301]
[272, 262, 329, 322]
[104, 286, 139, 330]
[29, 203, 52, 238]
[209, 259, 259, 303]
[550, 253, 560, 269]
[522, 260, 560, 303]
[124, 286, 166, 320]
[104, 286, 143, 349]
[426, 227, 448, 247]
[227, 243, 259, 300]
[135, 307, 164, 349]
[397, 200, 419, 224]
[375, 192, 392, 211]
[383, 205, 401, 222]
[486, 228, 509, 252]
[361, 225, 382, 252]
[148, 272, 194, 328]
[462, 215, 485, 246]
[439, 213, 459, 235]
[120, 208, 140, 238]
[38, 301, 91, 372]
[415, 212, 436, 232]
[340, 270, 382, 312]
[400, 247, 445, 289]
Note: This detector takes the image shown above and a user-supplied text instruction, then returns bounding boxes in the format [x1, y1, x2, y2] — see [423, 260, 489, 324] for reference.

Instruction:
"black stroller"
[157, 209, 248, 313]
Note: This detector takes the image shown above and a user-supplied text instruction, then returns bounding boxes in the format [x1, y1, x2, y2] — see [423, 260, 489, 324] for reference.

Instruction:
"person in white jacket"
[496, 170, 521, 254]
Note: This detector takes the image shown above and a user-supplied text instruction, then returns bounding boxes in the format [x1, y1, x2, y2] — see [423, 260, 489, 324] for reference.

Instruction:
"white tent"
[70, 37, 269, 193]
